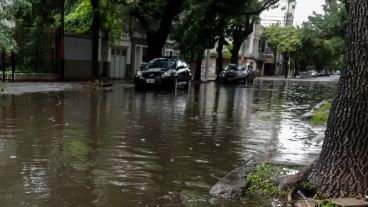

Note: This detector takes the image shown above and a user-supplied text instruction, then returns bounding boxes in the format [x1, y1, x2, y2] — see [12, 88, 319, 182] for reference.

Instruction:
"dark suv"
[135, 57, 192, 89]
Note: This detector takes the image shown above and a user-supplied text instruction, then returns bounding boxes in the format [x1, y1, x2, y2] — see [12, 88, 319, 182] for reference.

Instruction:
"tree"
[131, 0, 186, 60]
[64, 0, 124, 41]
[229, 0, 280, 64]
[90, 0, 100, 80]
[306, 0, 368, 198]
[172, 0, 246, 81]
[64, 0, 125, 79]
[171, 0, 218, 81]
[263, 24, 301, 78]
[295, 0, 346, 72]
[0, 0, 30, 53]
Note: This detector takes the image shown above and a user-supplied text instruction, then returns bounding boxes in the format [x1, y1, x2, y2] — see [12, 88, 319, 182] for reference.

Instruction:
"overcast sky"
[260, 0, 326, 26]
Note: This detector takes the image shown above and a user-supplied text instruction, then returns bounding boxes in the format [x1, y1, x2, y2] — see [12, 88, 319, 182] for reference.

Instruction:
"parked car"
[317, 69, 330, 76]
[218, 64, 255, 84]
[135, 57, 192, 89]
[310, 70, 318, 77]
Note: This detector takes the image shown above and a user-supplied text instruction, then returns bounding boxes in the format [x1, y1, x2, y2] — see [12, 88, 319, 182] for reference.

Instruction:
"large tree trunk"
[230, 16, 254, 64]
[134, 0, 185, 60]
[193, 54, 203, 82]
[146, 33, 167, 59]
[307, 0, 368, 198]
[230, 28, 243, 64]
[59, 0, 65, 81]
[91, 0, 100, 80]
[216, 32, 225, 77]
[283, 52, 289, 78]
[1, 52, 5, 81]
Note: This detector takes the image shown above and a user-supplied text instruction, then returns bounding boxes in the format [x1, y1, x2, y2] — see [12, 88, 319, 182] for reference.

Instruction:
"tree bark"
[216, 31, 225, 77]
[193, 54, 203, 82]
[59, 0, 65, 81]
[307, 0, 368, 198]
[230, 27, 244, 64]
[91, 0, 100, 80]
[11, 52, 15, 82]
[283, 52, 288, 79]
[1, 52, 5, 81]
[230, 16, 254, 64]
[133, 0, 185, 60]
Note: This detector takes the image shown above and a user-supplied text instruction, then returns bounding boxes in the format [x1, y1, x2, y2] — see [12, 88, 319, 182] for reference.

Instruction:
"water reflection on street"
[0, 79, 337, 206]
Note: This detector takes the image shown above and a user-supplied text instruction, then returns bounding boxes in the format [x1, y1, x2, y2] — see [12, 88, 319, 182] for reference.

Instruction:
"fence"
[1, 27, 60, 81]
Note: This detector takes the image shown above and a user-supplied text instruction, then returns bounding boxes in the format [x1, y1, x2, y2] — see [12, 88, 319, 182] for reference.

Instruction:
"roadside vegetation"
[0, 82, 6, 92]
[245, 163, 339, 206]
[311, 102, 332, 125]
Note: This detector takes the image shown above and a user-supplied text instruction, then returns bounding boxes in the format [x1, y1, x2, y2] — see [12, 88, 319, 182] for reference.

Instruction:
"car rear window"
[147, 59, 176, 69]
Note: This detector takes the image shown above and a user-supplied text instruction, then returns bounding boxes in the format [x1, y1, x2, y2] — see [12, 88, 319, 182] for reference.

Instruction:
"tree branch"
[242, 0, 280, 15]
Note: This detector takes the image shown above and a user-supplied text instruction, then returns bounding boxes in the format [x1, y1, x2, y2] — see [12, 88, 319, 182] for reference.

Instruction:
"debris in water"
[10, 155, 16, 159]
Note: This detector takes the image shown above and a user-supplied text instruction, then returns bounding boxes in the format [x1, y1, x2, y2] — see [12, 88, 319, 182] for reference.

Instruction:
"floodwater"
[0, 78, 338, 206]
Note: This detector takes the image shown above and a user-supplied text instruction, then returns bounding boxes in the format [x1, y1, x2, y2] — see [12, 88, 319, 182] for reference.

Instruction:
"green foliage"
[65, 0, 124, 41]
[223, 50, 231, 59]
[311, 102, 331, 125]
[264, 24, 302, 54]
[296, 0, 346, 71]
[318, 200, 337, 207]
[0, 0, 31, 53]
[0, 82, 7, 92]
[65, 0, 92, 33]
[171, 0, 218, 61]
[248, 163, 286, 195]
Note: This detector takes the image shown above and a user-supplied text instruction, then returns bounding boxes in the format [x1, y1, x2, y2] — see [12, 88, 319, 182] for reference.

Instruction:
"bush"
[311, 102, 331, 125]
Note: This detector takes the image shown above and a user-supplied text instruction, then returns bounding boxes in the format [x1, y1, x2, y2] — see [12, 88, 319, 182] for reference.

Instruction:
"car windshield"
[225, 64, 245, 71]
[146, 59, 176, 70]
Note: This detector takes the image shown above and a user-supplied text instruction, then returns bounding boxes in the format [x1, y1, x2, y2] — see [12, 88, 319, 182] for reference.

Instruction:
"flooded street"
[0, 78, 338, 206]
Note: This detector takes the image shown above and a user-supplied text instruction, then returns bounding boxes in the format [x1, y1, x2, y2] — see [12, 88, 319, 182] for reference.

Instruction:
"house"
[63, 12, 180, 81]
[201, 22, 276, 80]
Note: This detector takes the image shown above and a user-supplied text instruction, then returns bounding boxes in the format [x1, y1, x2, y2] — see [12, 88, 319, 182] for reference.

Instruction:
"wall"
[64, 33, 93, 81]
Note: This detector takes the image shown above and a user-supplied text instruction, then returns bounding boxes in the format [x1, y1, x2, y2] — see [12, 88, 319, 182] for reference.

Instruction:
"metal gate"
[110, 47, 127, 79]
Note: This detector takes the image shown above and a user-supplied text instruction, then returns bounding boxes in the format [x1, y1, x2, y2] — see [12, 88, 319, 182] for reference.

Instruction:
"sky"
[260, 0, 326, 26]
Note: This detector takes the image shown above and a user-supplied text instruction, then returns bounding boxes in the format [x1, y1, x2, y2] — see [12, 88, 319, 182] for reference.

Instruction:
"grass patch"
[311, 102, 331, 125]
[0, 82, 7, 92]
[318, 200, 338, 207]
[247, 163, 295, 197]
[248, 163, 279, 194]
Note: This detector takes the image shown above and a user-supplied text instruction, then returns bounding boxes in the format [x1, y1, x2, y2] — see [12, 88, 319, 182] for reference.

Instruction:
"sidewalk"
[0, 80, 133, 95]
[258, 75, 340, 82]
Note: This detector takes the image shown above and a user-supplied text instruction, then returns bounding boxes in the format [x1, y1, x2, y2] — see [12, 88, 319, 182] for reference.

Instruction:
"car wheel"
[184, 79, 191, 89]
[135, 83, 142, 90]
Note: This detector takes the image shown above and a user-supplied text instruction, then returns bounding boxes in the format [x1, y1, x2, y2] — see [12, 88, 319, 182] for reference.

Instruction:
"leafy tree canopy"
[65, 0, 125, 41]
[263, 23, 302, 54]
[307, 0, 347, 39]
[296, 0, 346, 70]
[0, 0, 31, 53]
